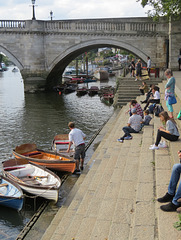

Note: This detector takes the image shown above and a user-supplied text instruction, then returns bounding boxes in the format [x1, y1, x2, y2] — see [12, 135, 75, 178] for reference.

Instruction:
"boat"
[101, 92, 114, 104]
[3, 158, 61, 202]
[12, 143, 76, 173]
[63, 83, 77, 94]
[51, 134, 74, 156]
[94, 68, 109, 81]
[88, 86, 99, 96]
[83, 78, 97, 83]
[12, 68, 18, 72]
[0, 175, 24, 211]
[76, 86, 88, 96]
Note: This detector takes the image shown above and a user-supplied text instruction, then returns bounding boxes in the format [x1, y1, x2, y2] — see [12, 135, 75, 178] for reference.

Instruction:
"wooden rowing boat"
[3, 158, 61, 202]
[12, 143, 76, 173]
[0, 175, 24, 211]
[51, 134, 74, 157]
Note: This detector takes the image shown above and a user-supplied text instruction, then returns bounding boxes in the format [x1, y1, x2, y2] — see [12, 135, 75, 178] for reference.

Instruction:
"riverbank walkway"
[41, 71, 181, 240]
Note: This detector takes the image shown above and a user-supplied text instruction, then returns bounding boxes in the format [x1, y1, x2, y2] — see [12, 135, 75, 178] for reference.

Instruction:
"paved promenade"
[41, 71, 181, 240]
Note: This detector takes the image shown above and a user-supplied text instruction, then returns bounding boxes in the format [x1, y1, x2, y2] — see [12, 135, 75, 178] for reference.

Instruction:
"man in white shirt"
[143, 87, 160, 110]
[147, 56, 151, 77]
[67, 122, 86, 174]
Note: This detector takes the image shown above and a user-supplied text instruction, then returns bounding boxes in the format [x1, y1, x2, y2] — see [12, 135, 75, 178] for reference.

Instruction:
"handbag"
[177, 110, 181, 120]
[168, 95, 177, 105]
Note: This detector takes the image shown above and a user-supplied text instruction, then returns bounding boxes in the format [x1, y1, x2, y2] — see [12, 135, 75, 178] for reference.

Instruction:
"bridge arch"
[46, 38, 151, 87]
[0, 45, 23, 70]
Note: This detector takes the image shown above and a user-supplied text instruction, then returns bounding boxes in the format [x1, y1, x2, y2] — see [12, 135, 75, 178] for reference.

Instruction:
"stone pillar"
[21, 70, 49, 93]
[169, 18, 181, 70]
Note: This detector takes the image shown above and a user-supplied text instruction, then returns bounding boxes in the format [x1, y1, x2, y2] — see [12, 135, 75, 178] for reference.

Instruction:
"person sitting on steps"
[143, 87, 160, 111]
[157, 150, 181, 212]
[117, 108, 143, 143]
[141, 85, 160, 104]
[149, 111, 179, 150]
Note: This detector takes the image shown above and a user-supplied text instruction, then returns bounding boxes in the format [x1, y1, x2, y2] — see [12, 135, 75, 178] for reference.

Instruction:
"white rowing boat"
[3, 158, 61, 202]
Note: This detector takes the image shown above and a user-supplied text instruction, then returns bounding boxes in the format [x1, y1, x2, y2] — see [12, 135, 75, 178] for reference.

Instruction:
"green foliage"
[173, 214, 181, 231]
[0, 54, 9, 65]
[137, 0, 181, 19]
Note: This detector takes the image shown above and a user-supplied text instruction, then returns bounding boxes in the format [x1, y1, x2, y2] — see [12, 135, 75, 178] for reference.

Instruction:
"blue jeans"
[168, 164, 181, 205]
[121, 126, 139, 139]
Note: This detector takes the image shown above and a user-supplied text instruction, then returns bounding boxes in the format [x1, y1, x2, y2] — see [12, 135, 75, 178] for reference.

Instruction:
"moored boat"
[76, 86, 88, 96]
[94, 68, 109, 81]
[13, 143, 76, 173]
[88, 86, 99, 96]
[0, 175, 24, 211]
[3, 158, 61, 202]
[51, 134, 74, 157]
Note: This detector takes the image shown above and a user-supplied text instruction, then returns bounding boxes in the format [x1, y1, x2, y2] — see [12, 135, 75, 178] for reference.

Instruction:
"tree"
[137, 0, 181, 19]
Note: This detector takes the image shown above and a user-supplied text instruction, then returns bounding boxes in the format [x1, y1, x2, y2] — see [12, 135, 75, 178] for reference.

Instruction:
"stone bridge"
[0, 17, 180, 92]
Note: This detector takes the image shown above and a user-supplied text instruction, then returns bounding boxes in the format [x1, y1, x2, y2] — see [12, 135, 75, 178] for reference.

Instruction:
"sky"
[0, 0, 152, 20]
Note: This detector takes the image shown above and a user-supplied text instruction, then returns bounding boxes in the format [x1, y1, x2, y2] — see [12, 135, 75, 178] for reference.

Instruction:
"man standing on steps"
[67, 122, 86, 174]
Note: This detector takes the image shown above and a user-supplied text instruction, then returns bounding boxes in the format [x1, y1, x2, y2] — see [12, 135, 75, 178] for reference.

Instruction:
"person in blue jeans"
[117, 108, 142, 143]
[157, 150, 181, 211]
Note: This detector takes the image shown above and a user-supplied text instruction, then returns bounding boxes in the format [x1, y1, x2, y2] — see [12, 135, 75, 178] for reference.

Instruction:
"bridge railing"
[44, 20, 158, 33]
[0, 19, 167, 34]
[0, 20, 26, 28]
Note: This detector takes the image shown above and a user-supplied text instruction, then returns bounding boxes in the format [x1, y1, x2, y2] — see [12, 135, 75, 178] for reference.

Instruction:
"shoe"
[124, 136, 132, 140]
[160, 202, 179, 212]
[135, 79, 138, 81]
[150, 141, 167, 148]
[80, 166, 84, 171]
[73, 169, 81, 174]
[117, 138, 124, 143]
[149, 144, 159, 150]
[158, 141, 167, 148]
[157, 192, 174, 203]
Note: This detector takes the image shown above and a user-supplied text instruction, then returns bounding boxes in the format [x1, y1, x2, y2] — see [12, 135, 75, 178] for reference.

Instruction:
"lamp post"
[31, 0, 36, 20]
[50, 10, 53, 21]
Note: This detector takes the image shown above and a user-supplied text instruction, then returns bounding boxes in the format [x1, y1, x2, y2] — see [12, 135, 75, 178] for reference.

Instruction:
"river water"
[0, 66, 117, 239]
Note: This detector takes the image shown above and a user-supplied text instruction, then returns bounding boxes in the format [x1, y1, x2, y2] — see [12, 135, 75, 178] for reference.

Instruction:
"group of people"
[130, 56, 151, 81]
[117, 68, 181, 212]
[66, 68, 181, 213]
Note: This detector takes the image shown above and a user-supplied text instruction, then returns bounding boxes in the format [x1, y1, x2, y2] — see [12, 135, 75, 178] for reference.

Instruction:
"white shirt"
[154, 90, 160, 99]
[147, 59, 151, 68]
[69, 128, 86, 147]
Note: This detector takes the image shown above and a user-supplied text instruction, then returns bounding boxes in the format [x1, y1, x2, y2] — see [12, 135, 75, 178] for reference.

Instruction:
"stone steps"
[41, 78, 181, 240]
[114, 76, 164, 107]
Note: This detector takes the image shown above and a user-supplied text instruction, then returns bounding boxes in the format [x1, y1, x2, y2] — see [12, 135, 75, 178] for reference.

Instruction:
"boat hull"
[13, 144, 76, 173]
[0, 176, 24, 211]
[3, 159, 61, 202]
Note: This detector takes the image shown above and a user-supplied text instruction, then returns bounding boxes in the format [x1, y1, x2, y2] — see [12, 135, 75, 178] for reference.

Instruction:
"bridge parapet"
[0, 18, 168, 36]
[0, 20, 26, 29]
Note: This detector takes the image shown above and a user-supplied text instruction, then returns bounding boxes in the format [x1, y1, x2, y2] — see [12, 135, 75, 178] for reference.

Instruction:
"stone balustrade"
[0, 19, 159, 34]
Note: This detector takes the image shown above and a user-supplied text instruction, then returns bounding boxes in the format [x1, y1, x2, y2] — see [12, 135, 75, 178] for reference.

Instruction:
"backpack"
[154, 104, 164, 117]
[148, 103, 156, 114]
